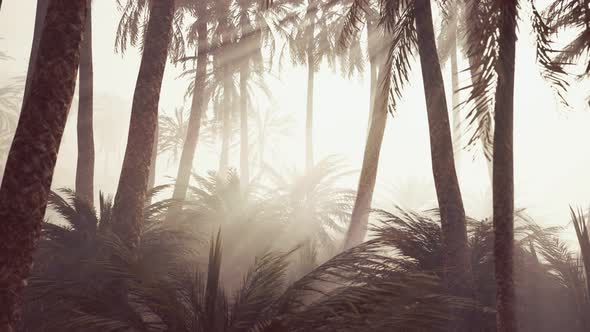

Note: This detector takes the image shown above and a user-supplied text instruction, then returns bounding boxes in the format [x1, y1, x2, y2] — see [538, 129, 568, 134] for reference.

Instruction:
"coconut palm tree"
[289, 0, 340, 172]
[76, 4, 95, 204]
[489, 2, 518, 330]
[169, 1, 210, 205]
[110, 0, 175, 249]
[0, 0, 89, 329]
[340, 1, 472, 301]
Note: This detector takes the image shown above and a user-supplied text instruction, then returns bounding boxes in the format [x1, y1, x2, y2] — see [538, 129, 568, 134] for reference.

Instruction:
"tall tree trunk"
[343, 63, 390, 249]
[493, 2, 517, 331]
[414, 0, 472, 297]
[0, 0, 88, 329]
[219, 72, 232, 177]
[22, 0, 50, 104]
[239, 63, 249, 187]
[75, 6, 94, 204]
[170, 22, 208, 204]
[450, 42, 461, 170]
[365, 20, 378, 136]
[111, 0, 174, 249]
[305, 22, 315, 172]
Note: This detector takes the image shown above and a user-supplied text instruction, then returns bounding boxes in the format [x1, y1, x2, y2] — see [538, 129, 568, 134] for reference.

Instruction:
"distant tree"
[0, 0, 89, 329]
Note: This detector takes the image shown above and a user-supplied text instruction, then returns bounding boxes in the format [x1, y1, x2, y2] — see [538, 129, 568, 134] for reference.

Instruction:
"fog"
[1, 0, 590, 330]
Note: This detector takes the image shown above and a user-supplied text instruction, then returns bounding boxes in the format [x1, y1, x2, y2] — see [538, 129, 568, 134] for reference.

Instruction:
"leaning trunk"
[170, 22, 208, 205]
[239, 63, 249, 187]
[22, 0, 50, 104]
[0, 0, 88, 329]
[493, 2, 518, 331]
[111, 0, 174, 249]
[75, 6, 94, 204]
[414, 0, 472, 296]
[343, 63, 390, 249]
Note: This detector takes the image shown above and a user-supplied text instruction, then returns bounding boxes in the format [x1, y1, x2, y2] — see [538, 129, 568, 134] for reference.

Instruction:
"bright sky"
[1, 0, 589, 241]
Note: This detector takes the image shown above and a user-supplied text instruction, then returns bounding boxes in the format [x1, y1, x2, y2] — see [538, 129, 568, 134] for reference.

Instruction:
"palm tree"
[343, 60, 390, 248]
[111, 0, 175, 249]
[76, 4, 95, 204]
[21, 0, 49, 104]
[170, 2, 209, 204]
[490, 1, 518, 330]
[290, 0, 340, 172]
[341, 0, 472, 298]
[0, 0, 89, 329]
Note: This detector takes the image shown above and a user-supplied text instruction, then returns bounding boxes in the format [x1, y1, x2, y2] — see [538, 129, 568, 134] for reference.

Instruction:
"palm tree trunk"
[111, 0, 174, 250]
[414, 0, 472, 296]
[0, 0, 88, 329]
[305, 22, 315, 172]
[365, 20, 378, 136]
[22, 0, 50, 104]
[147, 121, 158, 192]
[239, 63, 249, 187]
[344, 63, 390, 249]
[219, 72, 232, 176]
[75, 6, 94, 204]
[493, 2, 518, 331]
[450, 42, 461, 170]
[170, 23, 208, 204]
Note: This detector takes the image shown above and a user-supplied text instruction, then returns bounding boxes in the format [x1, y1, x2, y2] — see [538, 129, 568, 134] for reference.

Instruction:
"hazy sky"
[1, 0, 589, 241]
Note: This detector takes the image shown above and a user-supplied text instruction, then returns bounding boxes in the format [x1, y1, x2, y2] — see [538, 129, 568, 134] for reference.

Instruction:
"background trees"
[1, 0, 590, 330]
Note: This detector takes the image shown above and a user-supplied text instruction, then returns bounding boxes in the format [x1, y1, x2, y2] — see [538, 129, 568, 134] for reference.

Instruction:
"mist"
[1, 0, 590, 331]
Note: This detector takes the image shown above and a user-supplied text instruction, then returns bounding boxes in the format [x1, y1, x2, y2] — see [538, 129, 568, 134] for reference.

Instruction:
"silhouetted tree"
[0, 0, 89, 329]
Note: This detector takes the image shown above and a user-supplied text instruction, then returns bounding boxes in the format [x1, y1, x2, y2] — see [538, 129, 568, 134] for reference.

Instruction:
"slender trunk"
[450, 42, 461, 170]
[75, 6, 94, 204]
[305, 22, 315, 172]
[239, 63, 249, 187]
[0, 0, 88, 329]
[219, 73, 232, 176]
[111, 0, 174, 249]
[366, 21, 378, 137]
[414, 0, 472, 296]
[344, 63, 390, 249]
[493, 2, 517, 331]
[147, 121, 158, 193]
[22, 0, 50, 104]
[170, 22, 208, 204]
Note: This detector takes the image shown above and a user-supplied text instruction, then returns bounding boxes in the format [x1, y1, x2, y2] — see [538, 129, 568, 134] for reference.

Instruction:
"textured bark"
[0, 0, 88, 329]
[305, 22, 315, 172]
[450, 43, 461, 170]
[414, 0, 472, 296]
[75, 6, 94, 204]
[22, 0, 50, 104]
[171, 21, 207, 203]
[239, 63, 249, 186]
[493, 2, 518, 331]
[343, 64, 389, 249]
[111, 0, 174, 249]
